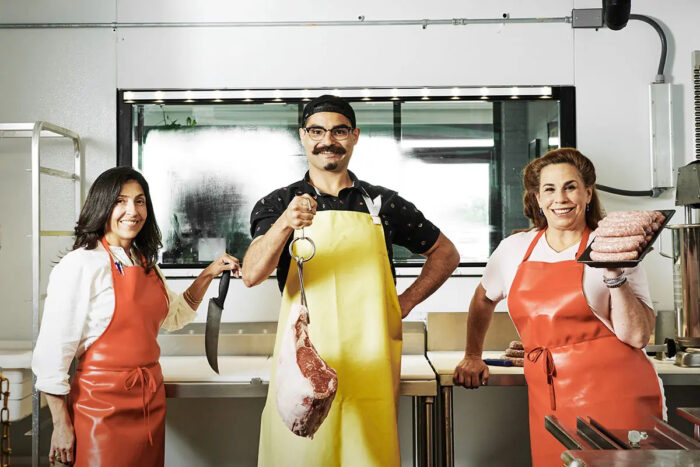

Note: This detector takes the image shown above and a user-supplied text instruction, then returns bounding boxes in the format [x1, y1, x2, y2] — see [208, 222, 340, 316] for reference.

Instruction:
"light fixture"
[400, 138, 495, 149]
[123, 86, 559, 102]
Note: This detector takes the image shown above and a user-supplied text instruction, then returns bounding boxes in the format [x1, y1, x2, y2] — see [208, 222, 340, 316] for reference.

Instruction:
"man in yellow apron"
[242, 95, 460, 466]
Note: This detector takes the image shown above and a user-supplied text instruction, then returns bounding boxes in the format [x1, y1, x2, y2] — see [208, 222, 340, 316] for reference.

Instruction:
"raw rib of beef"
[276, 303, 337, 439]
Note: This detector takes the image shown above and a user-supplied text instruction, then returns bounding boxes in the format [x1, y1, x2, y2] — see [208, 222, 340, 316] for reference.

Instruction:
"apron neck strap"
[522, 229, 546, 262]
[575, 227, 592, 258]
[100, 236, 117, 268]
[100, 237, 145, 269]
[521, 227, 591, 262]
[359, 186, 382, 219]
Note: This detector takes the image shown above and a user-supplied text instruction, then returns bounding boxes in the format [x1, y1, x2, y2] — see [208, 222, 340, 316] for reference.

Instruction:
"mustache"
[312, 145, 346, 155]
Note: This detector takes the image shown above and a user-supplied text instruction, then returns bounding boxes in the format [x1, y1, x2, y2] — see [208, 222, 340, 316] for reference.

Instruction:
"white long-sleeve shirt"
[32, 245, 196, 395]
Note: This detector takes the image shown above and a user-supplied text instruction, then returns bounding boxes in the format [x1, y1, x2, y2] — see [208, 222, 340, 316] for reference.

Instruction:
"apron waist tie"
[527, 347, 556, 411]
[124, 366, 158, 446]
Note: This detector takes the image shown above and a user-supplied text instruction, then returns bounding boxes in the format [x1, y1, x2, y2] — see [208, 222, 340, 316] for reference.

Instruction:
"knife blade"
[205, 270, 231, 374]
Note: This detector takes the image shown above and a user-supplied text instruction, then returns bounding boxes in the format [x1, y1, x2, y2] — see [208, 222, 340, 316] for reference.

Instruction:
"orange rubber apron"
[70, 237, 169, 467]
[258, 195, 402, 466]
[507, 229, 663, 467]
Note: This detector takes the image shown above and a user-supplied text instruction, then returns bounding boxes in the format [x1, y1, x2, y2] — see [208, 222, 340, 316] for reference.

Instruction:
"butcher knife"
[205, 270, 231, 374]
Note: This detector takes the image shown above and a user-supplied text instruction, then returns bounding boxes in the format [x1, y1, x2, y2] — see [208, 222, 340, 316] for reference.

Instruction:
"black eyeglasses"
[303, 125, 354, 141]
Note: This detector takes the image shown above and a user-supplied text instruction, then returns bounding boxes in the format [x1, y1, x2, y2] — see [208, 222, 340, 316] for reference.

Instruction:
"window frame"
[116, 86, 576, 271]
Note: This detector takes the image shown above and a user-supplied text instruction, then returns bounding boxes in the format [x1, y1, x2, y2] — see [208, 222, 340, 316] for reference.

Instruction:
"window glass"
[138, 103, 304, 263]
[131, 94, 562, 269]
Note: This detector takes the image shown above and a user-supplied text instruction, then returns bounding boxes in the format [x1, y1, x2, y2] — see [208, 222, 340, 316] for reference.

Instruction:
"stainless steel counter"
[160, 354, 437, 397]
[561, 449, 700, 466]
[427, 350, 700, 387]
[158, 321, 437, 467]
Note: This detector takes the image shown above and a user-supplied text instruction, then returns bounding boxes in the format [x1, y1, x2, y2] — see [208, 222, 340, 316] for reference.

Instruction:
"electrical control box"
[649, 82, 675, 189]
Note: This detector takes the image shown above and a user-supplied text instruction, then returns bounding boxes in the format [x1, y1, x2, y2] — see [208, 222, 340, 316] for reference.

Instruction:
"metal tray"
[577, 209, 675, 268]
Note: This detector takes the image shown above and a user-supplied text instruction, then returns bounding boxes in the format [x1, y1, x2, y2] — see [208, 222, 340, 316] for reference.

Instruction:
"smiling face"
[535, 163, 592, 233]
[299, 112, 360, 173]
[104, 179, 147, 249]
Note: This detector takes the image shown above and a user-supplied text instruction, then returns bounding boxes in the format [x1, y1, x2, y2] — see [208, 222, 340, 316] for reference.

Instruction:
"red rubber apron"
[507, 229, 663, 467]
[69, 237, 169, 467]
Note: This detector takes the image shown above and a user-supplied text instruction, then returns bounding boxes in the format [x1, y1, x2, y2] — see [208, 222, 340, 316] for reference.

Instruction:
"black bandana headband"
[302, 94, 356, 128]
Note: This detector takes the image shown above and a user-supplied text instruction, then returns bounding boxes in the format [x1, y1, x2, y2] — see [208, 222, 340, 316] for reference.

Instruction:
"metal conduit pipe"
[0, 16, 571, 29]
[629, 14, 668, 82]
[595, 184, 656, 197]
[596, 13, 669, 198]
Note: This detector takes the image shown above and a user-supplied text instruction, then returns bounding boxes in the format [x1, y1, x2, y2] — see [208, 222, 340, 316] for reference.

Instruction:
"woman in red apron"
[454, 149, 663, 466]
[32, 167, 239, 466]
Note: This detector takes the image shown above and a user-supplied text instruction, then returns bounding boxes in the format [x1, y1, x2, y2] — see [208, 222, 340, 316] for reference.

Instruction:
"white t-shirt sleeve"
[158, 266, 197, 332]
[624, 265, 654, 311]
[481, 243, 508, 303]
[31, 251, 93, 395]
[480, 231, 534, 303]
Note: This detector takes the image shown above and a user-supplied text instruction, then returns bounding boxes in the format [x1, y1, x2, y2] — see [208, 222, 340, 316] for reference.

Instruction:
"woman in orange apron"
[454, 148, 663, 466]
[32, 167, 239, 466]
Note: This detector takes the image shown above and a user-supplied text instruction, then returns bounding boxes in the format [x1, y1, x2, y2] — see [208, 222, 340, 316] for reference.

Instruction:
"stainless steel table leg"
[441, 386, 453, 467]
[425, 395, 434, 467]
[413, 396, 426, 467]
[413, 397, 419, 467]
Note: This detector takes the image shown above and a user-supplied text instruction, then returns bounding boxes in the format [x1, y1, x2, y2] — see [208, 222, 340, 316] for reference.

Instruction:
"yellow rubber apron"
[258, 193, 402, 467]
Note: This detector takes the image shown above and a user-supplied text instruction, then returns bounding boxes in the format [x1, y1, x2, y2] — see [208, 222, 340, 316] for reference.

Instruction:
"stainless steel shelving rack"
[0, 122, 83, 467]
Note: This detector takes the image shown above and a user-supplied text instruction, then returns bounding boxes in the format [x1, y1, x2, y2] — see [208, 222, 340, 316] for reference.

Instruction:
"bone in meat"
[276, 304, 337, 439]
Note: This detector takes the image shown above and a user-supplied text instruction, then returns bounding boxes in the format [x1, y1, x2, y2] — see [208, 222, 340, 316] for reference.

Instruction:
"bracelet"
[603, 274, 627, 288]
[183, 289, 202, 306]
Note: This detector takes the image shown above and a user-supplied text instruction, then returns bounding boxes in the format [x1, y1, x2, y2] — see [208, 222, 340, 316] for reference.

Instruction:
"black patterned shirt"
[249, 171, 441, 291]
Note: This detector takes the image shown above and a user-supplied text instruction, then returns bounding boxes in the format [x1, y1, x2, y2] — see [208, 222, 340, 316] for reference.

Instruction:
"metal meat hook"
[288, 197, 316, 321]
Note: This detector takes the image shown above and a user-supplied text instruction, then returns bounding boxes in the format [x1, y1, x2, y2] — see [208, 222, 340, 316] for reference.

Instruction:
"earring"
[539, 208, 544, 216]
[586, 203, 590, 213]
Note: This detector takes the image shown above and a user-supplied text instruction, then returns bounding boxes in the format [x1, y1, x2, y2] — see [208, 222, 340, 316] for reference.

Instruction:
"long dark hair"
[73, 167, 162, 271]
[522, 148, 604, 231]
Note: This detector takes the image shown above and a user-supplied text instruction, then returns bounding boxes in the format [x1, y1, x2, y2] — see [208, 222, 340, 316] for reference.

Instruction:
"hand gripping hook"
[288, 197, 316, 321]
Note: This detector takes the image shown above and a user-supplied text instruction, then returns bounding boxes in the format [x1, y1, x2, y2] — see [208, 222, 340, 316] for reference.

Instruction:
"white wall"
[2, 1, 699, 465]
[3, 0, 698, 335]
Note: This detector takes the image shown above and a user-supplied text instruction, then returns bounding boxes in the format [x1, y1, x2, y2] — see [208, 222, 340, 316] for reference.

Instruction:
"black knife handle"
[214, 270, 231, 308]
